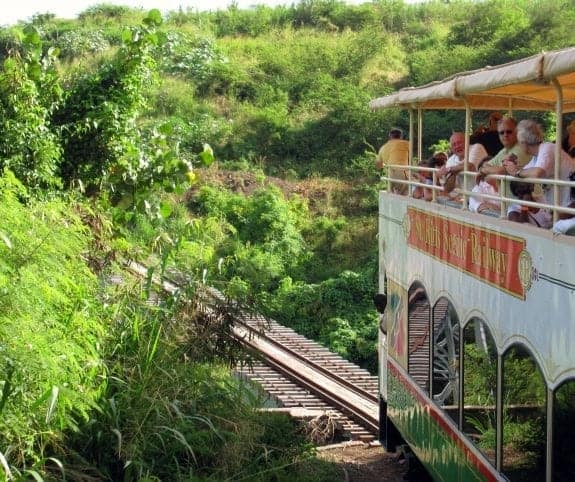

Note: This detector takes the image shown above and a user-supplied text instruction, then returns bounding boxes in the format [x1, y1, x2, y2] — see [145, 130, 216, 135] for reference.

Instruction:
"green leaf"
[23, 26, 41, 45]
[0, 231, 11, 249]
[23, 469, 44, 482]
[0, 450, 12, 480]
[46, 385, 59, 423]
[47, 46, 60, 58]
[159, 201, 173, 219]
[122, 28, 132, 44]
[199, 143, 215, 167]
[27, 62, 41, 81]
[145, 9, 163, 27]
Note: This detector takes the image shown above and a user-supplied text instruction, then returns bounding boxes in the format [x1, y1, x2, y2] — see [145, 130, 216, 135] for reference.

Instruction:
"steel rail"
[235, 316, 378, 401]
[125, 260, 380, 438]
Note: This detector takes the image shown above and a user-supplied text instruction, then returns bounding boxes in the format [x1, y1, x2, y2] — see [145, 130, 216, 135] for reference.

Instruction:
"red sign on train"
[406, 207, 529, 299]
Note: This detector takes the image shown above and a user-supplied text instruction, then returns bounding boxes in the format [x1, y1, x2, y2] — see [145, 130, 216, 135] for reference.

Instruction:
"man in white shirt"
[438, 132, 487, 197]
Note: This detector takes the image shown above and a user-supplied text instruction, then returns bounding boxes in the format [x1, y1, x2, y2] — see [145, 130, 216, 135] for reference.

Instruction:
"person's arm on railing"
[478, 163, 505, 177]
[503, 158, 544, 179]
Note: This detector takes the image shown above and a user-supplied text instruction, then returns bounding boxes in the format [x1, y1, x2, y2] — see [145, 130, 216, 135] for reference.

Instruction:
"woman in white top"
[503, 119, 575, 224]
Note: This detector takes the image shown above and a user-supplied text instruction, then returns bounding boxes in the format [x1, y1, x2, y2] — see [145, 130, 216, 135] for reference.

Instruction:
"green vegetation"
[1, 0, 575, 478]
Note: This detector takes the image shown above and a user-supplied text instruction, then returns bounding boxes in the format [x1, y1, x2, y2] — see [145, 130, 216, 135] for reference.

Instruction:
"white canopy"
[369, 46, 575, 112]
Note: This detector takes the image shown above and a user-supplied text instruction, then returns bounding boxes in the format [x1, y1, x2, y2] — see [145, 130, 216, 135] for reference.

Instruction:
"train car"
[371, 47, 575, 482]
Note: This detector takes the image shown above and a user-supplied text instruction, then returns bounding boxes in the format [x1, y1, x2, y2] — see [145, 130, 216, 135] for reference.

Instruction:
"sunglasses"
[498, 129, 514, 135]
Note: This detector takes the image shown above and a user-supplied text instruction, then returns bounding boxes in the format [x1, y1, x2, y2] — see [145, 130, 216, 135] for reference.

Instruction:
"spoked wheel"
[432, 302, 460, 406]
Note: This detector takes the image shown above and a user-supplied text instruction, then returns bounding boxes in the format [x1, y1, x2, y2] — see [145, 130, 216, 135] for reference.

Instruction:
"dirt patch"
[316, 442, 408, 482]
[192, 168, 354, 213]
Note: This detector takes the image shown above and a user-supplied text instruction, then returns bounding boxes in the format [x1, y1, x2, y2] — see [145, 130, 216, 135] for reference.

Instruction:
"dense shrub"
[56, 29, 110, 60]
[0, 27, 63, 189]
[189, 184, 309, 290]
[159, 32, 228, 81]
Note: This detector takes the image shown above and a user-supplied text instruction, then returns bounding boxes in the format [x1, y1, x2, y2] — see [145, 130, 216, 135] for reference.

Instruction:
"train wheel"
[432, 303, 460, 406]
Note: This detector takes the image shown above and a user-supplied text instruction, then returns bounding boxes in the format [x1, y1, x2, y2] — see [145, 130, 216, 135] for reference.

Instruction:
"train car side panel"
[387, 358, 504, 482]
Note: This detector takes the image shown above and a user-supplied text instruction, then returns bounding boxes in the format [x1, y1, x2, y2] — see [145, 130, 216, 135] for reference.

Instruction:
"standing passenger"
[376, 128, 410, 195]
[471, 112, 504, 156]
[561, 120, 575, 157]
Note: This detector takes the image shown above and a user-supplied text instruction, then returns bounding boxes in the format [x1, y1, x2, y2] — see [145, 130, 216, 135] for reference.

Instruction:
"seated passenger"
[469, 156, 500, 214]
[412, 159, 434, 201]
[431, 151, 447, 167]
[478, 116, 534, 201]
[507, 181, 552, 229]
[478, 116, 532, 174]
[420, 152, 448, 199]
[503, 119, 575, 224]
[552, 201, 575, 234]
[438, 132, 487, 198]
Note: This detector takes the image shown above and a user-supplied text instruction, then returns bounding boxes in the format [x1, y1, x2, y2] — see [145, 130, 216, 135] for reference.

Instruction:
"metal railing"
[380, 164, 575, 225]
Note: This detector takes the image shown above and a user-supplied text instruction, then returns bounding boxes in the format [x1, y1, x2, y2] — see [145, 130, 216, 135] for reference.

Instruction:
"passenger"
[478, 116, 531, 174]
[471, 111, 504, 156]
[561, 120, 575, 157]
[503, 119, 575, 225]
[552, 201, 575, 234]
[431, 151, 447, 168]
[430, 151, 447, 195]
[376, 128, 410, 195]
[506, 181, 552, 228]
[412, 159, 434, 201]
[552, 175, 575, 233]
[478, 116, 533, 199]
[469, 156, 500, 214]
[438, 132, 487, 197]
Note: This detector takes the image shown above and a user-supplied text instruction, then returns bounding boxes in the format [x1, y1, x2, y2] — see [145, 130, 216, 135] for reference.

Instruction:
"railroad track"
[125, 261, 380, 442]
[234, 312, 379, 441]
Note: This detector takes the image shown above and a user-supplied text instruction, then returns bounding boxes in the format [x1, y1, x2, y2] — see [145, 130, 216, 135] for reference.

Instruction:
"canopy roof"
[369, 46, 575, 112]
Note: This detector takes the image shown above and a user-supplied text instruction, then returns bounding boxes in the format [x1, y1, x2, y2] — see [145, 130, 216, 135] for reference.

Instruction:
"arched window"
[462, 317, 497, 466]
[432, 297, 460, 424]
[407, 282, 430, 393]
[501, 344, 546, 481]
[552, 378, 575, 480]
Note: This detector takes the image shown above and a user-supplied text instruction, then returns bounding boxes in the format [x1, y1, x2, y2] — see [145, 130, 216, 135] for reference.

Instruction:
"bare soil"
[316, 442, 409, 482]
[195, 168, 344, 198]
[191, 167, 367, 216]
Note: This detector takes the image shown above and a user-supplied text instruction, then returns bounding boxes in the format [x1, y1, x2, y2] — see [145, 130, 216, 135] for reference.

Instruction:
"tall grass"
[0, 171, 107, 476]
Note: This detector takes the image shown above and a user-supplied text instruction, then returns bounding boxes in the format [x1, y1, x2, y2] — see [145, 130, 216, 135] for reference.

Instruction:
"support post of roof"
[552, 78, 563, 225]
[406, 108, 415, 197]
[408, 109, 414, 160]
[417, 107, 423, 164]
[463, 99, 471, 210]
